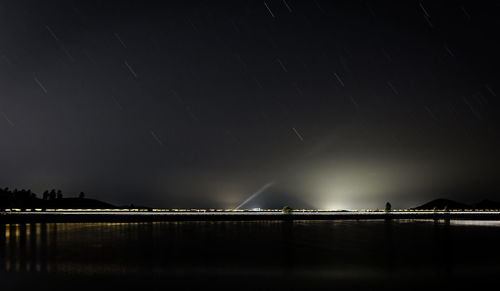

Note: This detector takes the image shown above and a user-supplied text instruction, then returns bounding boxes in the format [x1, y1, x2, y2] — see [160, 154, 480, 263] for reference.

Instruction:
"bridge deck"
[2, 210, 500, 223]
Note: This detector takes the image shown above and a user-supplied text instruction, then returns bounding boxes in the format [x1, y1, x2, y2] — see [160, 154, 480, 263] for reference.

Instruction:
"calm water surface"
[1, 220, 500, 290]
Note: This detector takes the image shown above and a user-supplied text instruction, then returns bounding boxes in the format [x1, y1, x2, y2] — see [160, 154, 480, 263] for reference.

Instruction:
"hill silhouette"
[47, 198, 115, 209]
[0, 187, 115, 209]
[412, 198, 471, 210]
[412, 198, 500, 210]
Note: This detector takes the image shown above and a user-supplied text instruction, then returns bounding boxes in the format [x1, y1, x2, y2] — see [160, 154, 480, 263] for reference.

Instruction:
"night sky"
[1, 0, 499, 209]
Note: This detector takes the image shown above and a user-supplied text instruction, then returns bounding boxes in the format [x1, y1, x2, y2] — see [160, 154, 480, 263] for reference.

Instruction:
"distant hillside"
[0, 197, 115, 209]
[47, 198, 115, 209]
[412, 198, 500, 210]
[412, 198, 471, 210]
[0, 188, 115, 209]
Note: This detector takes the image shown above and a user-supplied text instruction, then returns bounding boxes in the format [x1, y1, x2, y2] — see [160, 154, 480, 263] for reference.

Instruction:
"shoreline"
[2, 210, 500, 223]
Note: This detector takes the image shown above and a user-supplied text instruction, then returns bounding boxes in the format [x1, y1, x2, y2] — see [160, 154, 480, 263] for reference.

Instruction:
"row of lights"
[3, 208, 500, 213]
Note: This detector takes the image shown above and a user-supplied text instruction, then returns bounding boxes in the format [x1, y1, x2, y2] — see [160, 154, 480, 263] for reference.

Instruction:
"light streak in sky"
[235, 182, 274, 210]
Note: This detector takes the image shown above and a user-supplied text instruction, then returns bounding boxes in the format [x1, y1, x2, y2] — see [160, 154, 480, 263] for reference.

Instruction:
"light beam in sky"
[235, 182, 274, 210]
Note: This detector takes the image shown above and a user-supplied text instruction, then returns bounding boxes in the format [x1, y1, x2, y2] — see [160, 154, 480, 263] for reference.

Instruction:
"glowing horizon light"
[322, 203, 353, 211]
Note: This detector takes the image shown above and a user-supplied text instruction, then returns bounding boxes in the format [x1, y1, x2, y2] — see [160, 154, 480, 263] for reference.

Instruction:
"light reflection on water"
[1, 220, 500, 288]
[449, 220, 500, 227]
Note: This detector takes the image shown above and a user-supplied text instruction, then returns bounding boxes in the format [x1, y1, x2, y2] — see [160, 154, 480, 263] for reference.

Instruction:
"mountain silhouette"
[0, 188, 115, 209]
[412, 198, 471, 210]
[0, 197, 115, 209]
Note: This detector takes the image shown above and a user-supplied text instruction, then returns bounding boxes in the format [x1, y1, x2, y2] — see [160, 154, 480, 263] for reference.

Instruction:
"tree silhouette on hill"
[49, 189, 56, 200]
[0, 187, 112, 209]
[43, 190, 49, 200]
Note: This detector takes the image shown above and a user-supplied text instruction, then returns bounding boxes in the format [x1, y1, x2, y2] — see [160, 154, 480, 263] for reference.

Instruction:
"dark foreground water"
[1, 220, 500, 290]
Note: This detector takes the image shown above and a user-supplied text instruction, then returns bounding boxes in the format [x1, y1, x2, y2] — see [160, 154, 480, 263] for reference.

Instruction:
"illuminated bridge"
[2, 208, 500, 223]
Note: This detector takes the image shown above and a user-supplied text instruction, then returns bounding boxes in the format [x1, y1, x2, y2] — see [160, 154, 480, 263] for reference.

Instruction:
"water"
[1, 220, 500, 290]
